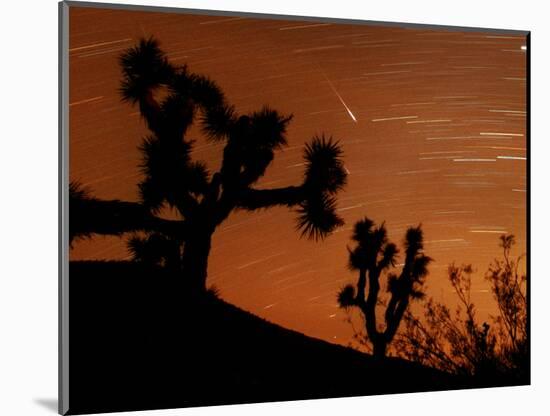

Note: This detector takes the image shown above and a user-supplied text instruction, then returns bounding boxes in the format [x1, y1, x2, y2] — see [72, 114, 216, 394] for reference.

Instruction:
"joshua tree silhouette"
[337, 218, 432, 360]
[118, 38, 347, 294]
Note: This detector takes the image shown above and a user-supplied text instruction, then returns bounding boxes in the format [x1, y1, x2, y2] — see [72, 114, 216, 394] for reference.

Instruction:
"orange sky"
[68, 5, 527, 348]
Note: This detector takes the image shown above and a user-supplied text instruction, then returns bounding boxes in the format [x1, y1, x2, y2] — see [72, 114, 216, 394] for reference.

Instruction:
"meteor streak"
[321, 72, 357, 123]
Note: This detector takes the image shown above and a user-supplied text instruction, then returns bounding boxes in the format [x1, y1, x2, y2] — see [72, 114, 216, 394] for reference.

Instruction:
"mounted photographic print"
[59, 1, 530, 414]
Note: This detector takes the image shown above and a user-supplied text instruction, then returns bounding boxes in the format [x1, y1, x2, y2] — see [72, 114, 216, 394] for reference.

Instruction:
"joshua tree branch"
[235, 185, 306, 210]
[355, 268, 367, 306]
[70, 198, 186, 242]
[139, 91, 163, 134]
[385, 297, 409, 341]
[384, 293, 399, 330]
[364, 269, 382, 342]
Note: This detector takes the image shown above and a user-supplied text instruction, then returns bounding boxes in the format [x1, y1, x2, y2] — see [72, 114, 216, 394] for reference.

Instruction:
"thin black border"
[59, 1, 532, 414]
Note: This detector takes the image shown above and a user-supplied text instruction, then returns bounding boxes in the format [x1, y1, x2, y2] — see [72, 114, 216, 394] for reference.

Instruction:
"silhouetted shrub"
[394, 234, 527, 384]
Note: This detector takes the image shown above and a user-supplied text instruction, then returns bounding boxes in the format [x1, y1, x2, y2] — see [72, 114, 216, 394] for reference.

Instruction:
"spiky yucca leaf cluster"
[296, 135, 347, 240]
[119, 37, 174, 104]
[393, 225, 431, 300]
[337, 284, 356, 308]
[296, 192, 343, 241]
[234, 108, 293, 186]
[304, 135, 347, 194]
[348, 218, 397, 272]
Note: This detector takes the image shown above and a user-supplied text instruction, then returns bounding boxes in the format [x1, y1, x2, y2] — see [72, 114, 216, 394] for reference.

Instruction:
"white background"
[0, 0, 547, 415]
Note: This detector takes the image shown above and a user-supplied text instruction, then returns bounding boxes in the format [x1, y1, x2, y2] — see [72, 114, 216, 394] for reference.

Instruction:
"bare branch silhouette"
[394, 234, 527, 383]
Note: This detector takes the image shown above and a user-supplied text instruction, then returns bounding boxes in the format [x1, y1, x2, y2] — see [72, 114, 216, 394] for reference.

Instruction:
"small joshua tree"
[119, 38, 347, 294]
[337, 218, 432, 360]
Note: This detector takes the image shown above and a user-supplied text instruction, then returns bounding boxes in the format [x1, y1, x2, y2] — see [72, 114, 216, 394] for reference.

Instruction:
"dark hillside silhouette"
[338, 218, 432, 360]
[117, 38, 347, 294]
[67, 261, 464, 414]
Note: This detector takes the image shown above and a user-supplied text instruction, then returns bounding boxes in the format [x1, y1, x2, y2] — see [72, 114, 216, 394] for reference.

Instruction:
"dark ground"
[67, 261, 498, 415]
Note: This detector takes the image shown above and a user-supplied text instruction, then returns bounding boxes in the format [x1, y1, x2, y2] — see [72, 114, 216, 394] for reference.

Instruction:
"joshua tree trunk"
[180, 229, 213, 294]
[373, 337, 388, 362]
[364, 268, 386, 359]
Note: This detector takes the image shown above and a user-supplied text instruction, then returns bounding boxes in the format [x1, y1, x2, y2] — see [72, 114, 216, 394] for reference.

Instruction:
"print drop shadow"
[34, 398, 57, 413]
